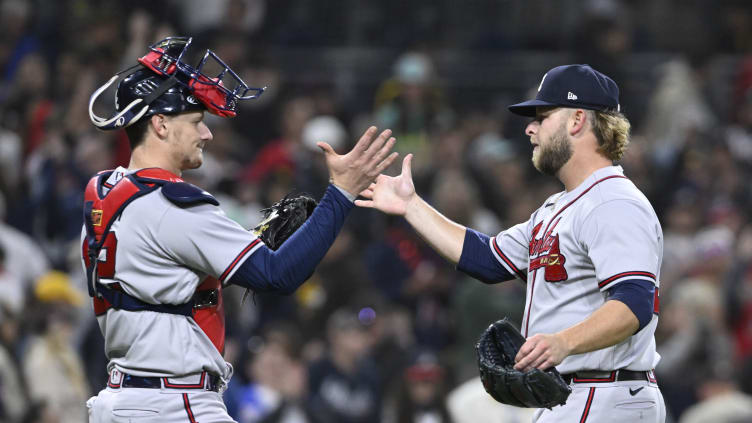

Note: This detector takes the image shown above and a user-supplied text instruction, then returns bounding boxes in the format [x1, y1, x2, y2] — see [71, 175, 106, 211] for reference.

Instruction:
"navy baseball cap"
[508, 64, 620, 117]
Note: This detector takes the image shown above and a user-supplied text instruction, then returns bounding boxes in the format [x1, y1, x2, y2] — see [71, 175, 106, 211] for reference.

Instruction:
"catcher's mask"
[89, 36, 265, 130]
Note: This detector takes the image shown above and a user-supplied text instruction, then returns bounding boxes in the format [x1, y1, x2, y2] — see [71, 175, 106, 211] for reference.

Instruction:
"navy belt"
[561, 369, 657, 384]
[112, 372, 220, 392]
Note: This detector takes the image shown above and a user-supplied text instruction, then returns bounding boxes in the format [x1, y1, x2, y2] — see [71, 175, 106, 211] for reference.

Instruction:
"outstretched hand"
[355, 154, 415, 216]
[318, 126, 399, 197]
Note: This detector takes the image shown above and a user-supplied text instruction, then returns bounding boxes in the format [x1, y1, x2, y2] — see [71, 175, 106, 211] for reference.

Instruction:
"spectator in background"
[239, 96, 321, 197]
[659, 193, 704, 291]
[0, 200, 49, 294]
[0, 304, 30, 422]
[23, 271, 89, 423]
[373, 52, 454, 179]
[725, 58, 752, 165]
[307, 307, 381, 423]
[228, 323, 309, 423]
[381, 349, 452, 423]
[656, 276, 734, 420]
[679, 367, 752, 423]
[641, 57, 716, 169]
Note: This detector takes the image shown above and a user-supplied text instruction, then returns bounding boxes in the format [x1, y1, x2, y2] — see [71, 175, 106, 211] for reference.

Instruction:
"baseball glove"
[252, 194, 318, 250]
[476, 318, 571, 409]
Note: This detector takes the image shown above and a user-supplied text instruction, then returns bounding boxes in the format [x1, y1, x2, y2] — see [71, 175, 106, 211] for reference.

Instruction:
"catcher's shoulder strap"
[82, 168, 202, 317]
[160, 181, 219, 207]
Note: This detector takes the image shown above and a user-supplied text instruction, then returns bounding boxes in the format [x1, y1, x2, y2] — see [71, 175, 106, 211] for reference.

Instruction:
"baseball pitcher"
[358, 64, 665, 422]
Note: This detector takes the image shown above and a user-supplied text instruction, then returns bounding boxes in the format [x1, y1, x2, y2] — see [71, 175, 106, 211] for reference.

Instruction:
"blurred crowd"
[1, 0, 752, 422]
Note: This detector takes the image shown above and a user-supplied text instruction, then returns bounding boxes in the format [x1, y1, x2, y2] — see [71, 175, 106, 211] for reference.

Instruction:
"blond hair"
[587, 110, 631, 161]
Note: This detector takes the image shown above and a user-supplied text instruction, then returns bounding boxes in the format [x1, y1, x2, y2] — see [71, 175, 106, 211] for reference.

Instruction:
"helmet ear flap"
[89, 69, 188, 131]
[89, 68, 151, 130]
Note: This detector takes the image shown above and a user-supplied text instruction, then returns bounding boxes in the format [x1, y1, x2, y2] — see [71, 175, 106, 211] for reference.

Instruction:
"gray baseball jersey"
[490, 165, 662, 374]
[81, 167, 262, 382]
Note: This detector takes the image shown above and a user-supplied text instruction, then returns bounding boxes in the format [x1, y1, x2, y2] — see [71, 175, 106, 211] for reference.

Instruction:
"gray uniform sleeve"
[491, 219, 531, 281]
[579, 199, 662, 291]
[155, 203, 262, 281]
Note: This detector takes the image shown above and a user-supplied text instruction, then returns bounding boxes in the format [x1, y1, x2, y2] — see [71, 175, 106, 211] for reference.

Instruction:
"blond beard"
[532, 123, 572, 175]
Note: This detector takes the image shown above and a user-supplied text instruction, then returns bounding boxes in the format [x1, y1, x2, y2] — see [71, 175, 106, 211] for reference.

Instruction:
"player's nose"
[525, 121, 539, 137]
[199, 121, 213, 141]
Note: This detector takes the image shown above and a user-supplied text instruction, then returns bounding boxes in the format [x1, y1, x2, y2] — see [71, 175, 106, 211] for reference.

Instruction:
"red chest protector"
[82, 168, 226, 354]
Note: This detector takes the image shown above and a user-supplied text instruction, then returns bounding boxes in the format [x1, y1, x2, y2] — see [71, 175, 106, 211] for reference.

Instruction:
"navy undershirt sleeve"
[456, 228, 515, 284]
[228, 184, 354, 294]
[607, 278, 655, 332]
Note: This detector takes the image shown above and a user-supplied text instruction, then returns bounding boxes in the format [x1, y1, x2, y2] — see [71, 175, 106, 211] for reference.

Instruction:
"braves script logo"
[528, 220, 568, 282]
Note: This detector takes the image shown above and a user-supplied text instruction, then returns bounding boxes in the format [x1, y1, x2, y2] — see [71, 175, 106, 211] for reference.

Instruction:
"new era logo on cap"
[508, 64, 620, 117]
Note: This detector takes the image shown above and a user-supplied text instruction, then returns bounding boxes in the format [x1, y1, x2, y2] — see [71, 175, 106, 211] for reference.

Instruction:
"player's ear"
[569, 109, 587, 137]
[150, 114, 169, 139]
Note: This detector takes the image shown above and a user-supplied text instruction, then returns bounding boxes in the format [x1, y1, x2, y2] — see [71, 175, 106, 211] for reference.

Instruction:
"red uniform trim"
[572, 371, 617, 383]
[182, 393, 198, 423]
[579, 387, 596, 423]
[163, 372, 206, 389]
[218, 238, 261, 283]
[133, 167, 183, 182]
[597, 271, 656, 289]
[491, 237, 527, 280]
[524, 270, 538, 336]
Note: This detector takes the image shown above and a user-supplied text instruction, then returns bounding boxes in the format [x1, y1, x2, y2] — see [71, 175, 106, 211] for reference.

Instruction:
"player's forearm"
[404, 195, 466, 264]
[559, 300, 639, 356]
[229, 184, 352, 294]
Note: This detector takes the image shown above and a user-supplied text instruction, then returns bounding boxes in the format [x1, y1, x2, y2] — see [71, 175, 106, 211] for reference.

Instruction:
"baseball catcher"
[476, 318, 571, 408]
[83, 35, 398, 423]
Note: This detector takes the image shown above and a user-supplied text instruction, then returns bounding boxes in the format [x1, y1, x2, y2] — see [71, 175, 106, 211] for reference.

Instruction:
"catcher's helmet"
[89, 36, 266, 130]
[115, 68, 204, 120]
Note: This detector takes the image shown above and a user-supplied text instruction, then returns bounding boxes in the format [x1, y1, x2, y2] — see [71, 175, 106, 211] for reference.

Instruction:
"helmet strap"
[143, 74, 180, 107]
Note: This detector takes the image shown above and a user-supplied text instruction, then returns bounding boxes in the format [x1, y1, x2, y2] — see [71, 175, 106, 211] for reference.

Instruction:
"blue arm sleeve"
[228, 184, 354, 295]
[456, 228, 515, 284]
[607, 279, 655, 332]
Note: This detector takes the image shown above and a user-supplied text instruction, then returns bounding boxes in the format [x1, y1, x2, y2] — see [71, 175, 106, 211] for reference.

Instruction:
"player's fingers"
[402, 153, 413, 178]
[362, 129, 392, 159]
[368, 136, 396, 167]
[350, 126, 378, 154]
[373, 152, 399, 176]
[514, 347, 542, 372]
[515, 337, 537, 363]
[538, 358, 556, 371]
[354, 199, 374, 208]
[359, 188, 374, 199]
[317, 141, 335, 156]
[530, 352, 550, 371]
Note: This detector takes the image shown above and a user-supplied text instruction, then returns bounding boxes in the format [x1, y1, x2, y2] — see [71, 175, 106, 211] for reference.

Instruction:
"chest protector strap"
[82, 169, 194, 316]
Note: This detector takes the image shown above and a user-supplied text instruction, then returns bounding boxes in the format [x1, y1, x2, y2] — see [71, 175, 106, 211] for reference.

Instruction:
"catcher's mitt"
[252, 194, 318, 250]
[476, 318, 571, 409]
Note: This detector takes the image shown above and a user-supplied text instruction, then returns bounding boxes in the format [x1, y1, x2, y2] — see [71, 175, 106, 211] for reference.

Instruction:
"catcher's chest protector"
[82, 168, 226, 354]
